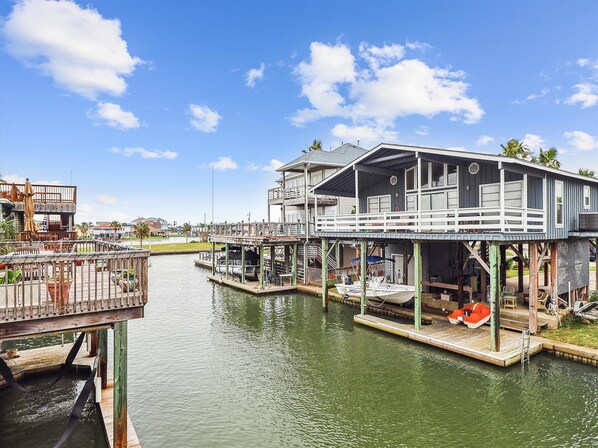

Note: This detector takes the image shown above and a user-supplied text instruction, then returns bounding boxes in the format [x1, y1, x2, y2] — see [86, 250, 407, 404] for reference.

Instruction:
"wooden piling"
[99, 328, 108, 389]
[322, 238, 328, 311]
[113, 321, 128, 448]
[225, 243, 229, 280]
[241, 245, 246, 284]
[529, 242, 539, 334]
[259, 245, 265, 289]
[292, 243, 297, 287]
[360, 240, 367, 315]
[414, 241, 422, 330]
[489, 243, 500, 352]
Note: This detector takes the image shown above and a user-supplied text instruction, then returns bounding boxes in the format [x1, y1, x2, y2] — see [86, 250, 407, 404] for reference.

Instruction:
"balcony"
[316, 207, 545, 234]
[210, 221, 314, 238]
[268, 186, 337, 206]
[0, 240, 149, 338]
[0, 183, 77, 214]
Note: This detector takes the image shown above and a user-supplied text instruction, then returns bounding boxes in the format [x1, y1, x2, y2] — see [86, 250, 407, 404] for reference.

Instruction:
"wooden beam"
[550, 241, 558, 308]
[517, 244, 524, 293]
[259, 245, 265, 290]
[360, 240, 367, 315]
[241, 245, 246, 284]
[457, 243, 464, 308]
[353, 164, 396, 177]
[225, 243, 229, 280]
[529, 243, 539, 334]
[500, 245, 507, 289]
[90, 331, 98, 357]
[211, 241, 216, 275]
[508, 244, 528, 268]
[0, 307, 144, 340]
[99, 328, 108, 389]
[489, 243, 501, 352]
[462, 241, 490, 274]
[414, 241, 422, 330]
[480, 242, 488, 302]
[292, 243, 297, 287]
[322, 238, 329, 311]
[113, 321, 127, 448]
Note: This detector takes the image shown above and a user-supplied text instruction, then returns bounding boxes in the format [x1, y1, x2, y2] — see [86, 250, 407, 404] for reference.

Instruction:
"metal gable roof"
[312, 143, 598, 197]
[277, 143, 368, 172]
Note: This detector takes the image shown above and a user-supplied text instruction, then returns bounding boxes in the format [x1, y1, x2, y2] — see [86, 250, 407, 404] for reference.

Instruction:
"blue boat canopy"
[351, 256, 393, 263]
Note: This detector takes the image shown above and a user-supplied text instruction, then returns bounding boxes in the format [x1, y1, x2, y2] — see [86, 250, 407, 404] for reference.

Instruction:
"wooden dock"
[354, 314, 543, 367]
[206, 274, 297, 295]
[100, 381, 141, 448]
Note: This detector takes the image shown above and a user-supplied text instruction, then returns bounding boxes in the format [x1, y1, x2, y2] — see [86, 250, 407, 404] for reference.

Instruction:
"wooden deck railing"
[268, 186, 337, 204]
[0, 183, 76, 204]
[209, 221, 314, 238]
[0, 240, 149, 323]
[316, 207, 545, 234]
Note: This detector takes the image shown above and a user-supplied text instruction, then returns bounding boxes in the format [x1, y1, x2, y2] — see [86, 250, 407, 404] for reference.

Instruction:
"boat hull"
[334, 283, 414, 305]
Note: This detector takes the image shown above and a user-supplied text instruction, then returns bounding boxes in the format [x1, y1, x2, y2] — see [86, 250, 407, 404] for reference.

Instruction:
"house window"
[584, 185, 590, 209]
[447, 164, 458, 186]
[406, 167, 416, 191]
[555, 180, 564, 227]
[431, 162, 444, 187]
[421, 161, 430, 189]
[367, 195, 391, 214]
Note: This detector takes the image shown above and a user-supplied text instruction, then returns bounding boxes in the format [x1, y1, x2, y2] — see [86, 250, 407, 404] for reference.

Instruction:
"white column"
[499, 162, 505, 232]
[523, 173, 528, 232]
[417, 157, 422, 232]
[304, 165, 309, 240]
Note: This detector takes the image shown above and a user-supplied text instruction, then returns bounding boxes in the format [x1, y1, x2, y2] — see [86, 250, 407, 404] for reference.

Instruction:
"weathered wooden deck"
[206, 274, 297, 295]
[354, 314, 543, 367]
[100, 381, 141, 448]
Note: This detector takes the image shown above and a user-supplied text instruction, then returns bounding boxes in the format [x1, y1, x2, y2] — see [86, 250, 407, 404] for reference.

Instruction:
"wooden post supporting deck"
[322, 238, 329, 311]
[414, 241, 422, 330]
[489, 243, 500, 352]
[225, 243, 229, 280]
[517, 244, 524, 293]
[360, 240, 367, 315]
[457, 243, 464, 308]
[113, 321, 127, 448]
[90, 331, 98, 357]
[259, 245, 265, 289]
[292, 243, 297, 286]
[481, 242, 488, 301]
[529, 242, 539, 334]
[500, 245, 507, 290]
[211, 241, 216, 275]
[99, 328, 108, 389]
[241, 245, 246, 284]
[550, 242, 558, 307]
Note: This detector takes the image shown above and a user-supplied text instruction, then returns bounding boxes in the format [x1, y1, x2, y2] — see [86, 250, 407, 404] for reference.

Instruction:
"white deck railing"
[316, 207, 545, 234]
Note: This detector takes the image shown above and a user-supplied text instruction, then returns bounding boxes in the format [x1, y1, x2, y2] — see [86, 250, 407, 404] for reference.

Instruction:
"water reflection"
[127, 254, 597, 447]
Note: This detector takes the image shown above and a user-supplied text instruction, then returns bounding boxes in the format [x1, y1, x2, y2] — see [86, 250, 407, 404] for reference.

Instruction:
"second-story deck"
[268, 185, 337, 206]
[0, 240, 149, 339]
[0, 182, 77, 214]
[316, 206, 545, 235]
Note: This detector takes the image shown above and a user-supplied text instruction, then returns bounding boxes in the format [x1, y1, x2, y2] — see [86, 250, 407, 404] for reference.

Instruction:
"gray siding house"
[313, 143, 598, 352]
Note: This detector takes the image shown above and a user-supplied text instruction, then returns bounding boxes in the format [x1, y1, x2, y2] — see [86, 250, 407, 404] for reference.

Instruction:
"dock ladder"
[521, 329, 531, 367]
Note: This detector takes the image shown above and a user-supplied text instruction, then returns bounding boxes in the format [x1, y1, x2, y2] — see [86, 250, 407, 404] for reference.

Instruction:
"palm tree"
[110, 220, 122, 240]
[302, 139, 323, 153]
[579, 168, 597, 178]
[0, 218, 16, 241]
[500, 139, 532, 160]
[133, 222, 150, 248]
[533, 147, 561, 169]
[182, 223, 192, 243]
[77, 222, 90, 239]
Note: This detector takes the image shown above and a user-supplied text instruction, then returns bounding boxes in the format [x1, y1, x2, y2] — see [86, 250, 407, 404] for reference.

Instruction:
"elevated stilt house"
[313, 144, 598, 354]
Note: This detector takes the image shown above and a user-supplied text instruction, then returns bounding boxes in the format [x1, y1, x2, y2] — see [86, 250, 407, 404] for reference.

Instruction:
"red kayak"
[448, 302, 491, 329]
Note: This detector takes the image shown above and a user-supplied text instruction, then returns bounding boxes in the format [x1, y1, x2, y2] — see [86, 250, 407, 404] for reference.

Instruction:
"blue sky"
[0, 0, 597, 224]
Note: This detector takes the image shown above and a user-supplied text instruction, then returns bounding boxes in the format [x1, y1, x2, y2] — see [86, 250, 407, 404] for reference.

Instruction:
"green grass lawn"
[132, 242, 217, 252]
[541, 315, 598, 349]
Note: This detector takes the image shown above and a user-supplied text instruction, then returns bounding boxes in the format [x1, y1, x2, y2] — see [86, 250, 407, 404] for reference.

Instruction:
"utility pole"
[248, 212, 251, 222]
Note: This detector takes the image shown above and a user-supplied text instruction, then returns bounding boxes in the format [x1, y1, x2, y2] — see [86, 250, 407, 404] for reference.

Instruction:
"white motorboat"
[334, 280, 414, 305]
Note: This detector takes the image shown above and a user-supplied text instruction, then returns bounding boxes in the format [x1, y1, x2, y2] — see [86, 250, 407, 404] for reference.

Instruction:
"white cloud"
[359, 42, 405, 71]
[405, 40, 432, 51]
[513, 88, 550, 104]
[2, 0, 141, 99]
[577, 58, 590, 67]
[331, 123, 398, 148]
[292, 42, 356, 126]
[522, 134, 544, 151]
[210, 157, 238, 171]
[95, 194, 120, 205]
[111, 146, 178, 159]
[189, 104, 222, 132]
[246, 63, 265, 87]
[292, 41, 484, 129]
[247, 159, 284, 172]
[565, 83, 598, 108]
[415, 125, 429, 136]
[563, 131, 598, 151]
[1, 174, 61, 184]
[476, 135, 495, 146]
[78, 203, 93, 214]
[91, 102, 140, 130]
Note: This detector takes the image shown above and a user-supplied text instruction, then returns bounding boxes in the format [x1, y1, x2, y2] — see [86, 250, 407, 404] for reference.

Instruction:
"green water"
[124, 255, 597, 447]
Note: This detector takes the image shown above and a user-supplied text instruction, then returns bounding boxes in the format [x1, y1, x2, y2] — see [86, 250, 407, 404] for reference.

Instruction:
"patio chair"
[502, 286, 517, 309]
[537, 290, 550, 311]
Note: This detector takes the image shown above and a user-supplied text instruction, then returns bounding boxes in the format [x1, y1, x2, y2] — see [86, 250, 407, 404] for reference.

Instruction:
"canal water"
[126, 254, 597, 447]
[0, 372, 108, 448]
